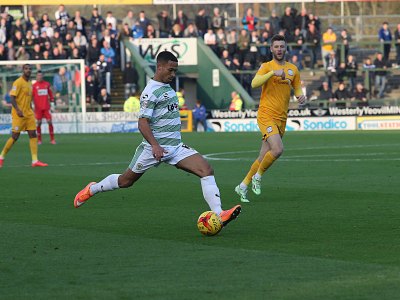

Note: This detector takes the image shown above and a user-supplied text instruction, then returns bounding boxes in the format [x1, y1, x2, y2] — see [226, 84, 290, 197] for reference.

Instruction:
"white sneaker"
[235, 185, 250, 203]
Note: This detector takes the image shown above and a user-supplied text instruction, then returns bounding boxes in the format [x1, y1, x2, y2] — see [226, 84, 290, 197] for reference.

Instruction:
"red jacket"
[32, 81, 54, 111]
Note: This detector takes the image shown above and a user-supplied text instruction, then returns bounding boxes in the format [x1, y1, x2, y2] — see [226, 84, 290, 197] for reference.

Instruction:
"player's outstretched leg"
[74, 182, 97, 208]
[219, 205, 242, 227]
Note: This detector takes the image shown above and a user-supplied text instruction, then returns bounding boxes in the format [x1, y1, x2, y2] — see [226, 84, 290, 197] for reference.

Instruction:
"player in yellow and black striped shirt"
[235, 35, 306, 202]
[0, 64, 47, 168]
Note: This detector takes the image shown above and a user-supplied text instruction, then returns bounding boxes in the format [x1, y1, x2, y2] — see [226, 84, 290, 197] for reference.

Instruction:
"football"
[197, 211, 223, 236]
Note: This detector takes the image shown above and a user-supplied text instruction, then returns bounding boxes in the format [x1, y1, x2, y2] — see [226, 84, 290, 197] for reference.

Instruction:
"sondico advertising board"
[208, 117, 356, 132]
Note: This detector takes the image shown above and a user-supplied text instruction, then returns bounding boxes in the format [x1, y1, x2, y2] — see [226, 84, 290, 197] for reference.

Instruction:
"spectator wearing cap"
[378, 21, 392, 62]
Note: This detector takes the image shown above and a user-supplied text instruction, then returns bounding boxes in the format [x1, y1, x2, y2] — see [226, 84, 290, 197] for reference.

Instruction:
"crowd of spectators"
[1, 5, 400, 110]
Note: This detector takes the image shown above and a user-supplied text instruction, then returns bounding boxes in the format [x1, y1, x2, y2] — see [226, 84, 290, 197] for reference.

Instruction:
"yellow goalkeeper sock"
[1, 137, 15, 157]
[242, 160, 260, 186]
[257, 151, 277, 176]
[29, 137, 38, 162]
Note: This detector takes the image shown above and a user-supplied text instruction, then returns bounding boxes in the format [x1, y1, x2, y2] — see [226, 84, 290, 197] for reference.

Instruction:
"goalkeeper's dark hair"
[271, 34, 286, 44]
[157, 51, 178, 64]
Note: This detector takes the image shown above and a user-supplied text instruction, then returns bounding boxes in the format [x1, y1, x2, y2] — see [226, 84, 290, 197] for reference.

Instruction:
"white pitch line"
[203, 144, 400, 162]
[5, 161, 127, 168]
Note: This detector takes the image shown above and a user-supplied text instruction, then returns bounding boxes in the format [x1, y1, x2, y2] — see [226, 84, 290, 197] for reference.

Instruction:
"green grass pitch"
[1, 131, 399, 299]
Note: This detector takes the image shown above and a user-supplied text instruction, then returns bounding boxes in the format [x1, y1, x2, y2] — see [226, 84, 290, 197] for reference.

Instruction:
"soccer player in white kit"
[74, 51, 241, 228]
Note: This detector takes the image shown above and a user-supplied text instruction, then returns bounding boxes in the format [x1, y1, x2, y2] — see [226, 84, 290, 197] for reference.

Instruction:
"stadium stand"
[1, 3, 400, 111]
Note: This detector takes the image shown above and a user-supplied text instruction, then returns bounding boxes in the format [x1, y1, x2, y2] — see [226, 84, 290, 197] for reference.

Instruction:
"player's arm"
[292, 70, 306, 104]
[138, 118, 166, 161]
[48, 84, 55, 110]
[10, 95, 23, 117]
[10, 82, 23, 117]
[251, 69, 286, 89]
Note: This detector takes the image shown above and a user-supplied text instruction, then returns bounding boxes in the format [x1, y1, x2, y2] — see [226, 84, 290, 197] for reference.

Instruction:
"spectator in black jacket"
[295, 8, 309, 36]
[90, 8, 104, 40]
[157, 10, 172, 38]
[394, 23, 400, 65]
[373, 52, 389, 98]
[195, 8, 209, 38]
[123, 62, 139, 99]
[87, 36, 100, 65]
[138, 11, 151, 34]
[97, 88, 111, 111]
[318, 81, 334, 103]
[305, 22, 320, 71]
[334, 82, 352, 107]
[280, 7, 296, 33]
[351, 83, 368, 107]
[346, 54, 358, 92]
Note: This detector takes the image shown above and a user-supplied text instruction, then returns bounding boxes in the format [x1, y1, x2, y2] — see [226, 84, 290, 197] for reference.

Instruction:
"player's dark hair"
[271, 34, 286, 44]
[23, 63, 31, 68]
[157, 51, 178, 64]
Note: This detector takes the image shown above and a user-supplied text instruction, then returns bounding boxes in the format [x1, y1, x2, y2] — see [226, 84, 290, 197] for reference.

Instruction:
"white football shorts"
[129, 142, 198, 173]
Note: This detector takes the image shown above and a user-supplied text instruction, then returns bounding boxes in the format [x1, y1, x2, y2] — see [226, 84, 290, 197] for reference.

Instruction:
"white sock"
[254, 173, 262, 180]
[239, 182, 247, 190]
[90, 174, 120, 195]
[200, 175, 222, 215]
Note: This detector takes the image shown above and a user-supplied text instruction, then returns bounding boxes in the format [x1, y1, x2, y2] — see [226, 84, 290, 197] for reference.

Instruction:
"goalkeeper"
[32, 71, 56, 145]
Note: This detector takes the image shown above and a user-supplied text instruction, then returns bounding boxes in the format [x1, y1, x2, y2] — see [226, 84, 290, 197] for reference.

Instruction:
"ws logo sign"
[132, 38, 198, 66]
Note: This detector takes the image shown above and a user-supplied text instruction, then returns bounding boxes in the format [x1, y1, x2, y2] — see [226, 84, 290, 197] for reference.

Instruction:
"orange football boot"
[74, 182, 96, 208]
[219, 205, 241, 227]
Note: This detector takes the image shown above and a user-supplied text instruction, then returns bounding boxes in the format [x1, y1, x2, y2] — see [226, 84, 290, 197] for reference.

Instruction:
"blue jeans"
[375, 75, 386, 98]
